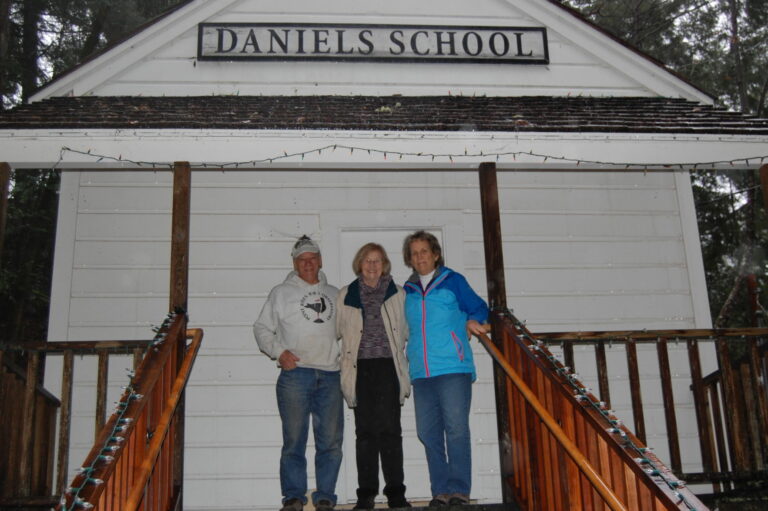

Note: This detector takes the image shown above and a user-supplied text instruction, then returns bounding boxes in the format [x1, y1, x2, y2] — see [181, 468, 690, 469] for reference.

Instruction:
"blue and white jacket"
[404, 266, 489, 381]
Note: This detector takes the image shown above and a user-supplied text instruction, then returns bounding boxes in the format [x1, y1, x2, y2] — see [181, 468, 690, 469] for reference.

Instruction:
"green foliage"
[0, 169, 60, 343]
[564, 0, 768, 115]
[691, 169, 768, 326]
[1, 0, 182, 108]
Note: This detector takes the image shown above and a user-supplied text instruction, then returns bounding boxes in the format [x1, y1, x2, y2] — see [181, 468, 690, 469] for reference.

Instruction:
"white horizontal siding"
[101, 57, 642, 97]
[47, 166, 710, 508]
[81, 0, 654, 98]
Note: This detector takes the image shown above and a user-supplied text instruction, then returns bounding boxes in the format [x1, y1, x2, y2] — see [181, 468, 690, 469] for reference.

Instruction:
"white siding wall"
[46, 166, 713, 509]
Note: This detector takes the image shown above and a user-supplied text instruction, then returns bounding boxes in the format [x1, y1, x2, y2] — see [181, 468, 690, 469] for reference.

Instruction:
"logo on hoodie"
[300, 291, 335, 324]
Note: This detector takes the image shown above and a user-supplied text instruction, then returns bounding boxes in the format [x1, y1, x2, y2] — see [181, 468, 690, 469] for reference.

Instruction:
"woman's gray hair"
[402, 230, 444, 269]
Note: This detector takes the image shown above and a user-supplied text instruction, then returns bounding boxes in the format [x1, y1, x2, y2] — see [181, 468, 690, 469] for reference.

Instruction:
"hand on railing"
[467, 320, 491, 338]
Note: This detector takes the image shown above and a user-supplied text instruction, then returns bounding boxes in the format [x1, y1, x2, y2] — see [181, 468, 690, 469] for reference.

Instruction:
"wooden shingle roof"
[2, 95, 768, 134]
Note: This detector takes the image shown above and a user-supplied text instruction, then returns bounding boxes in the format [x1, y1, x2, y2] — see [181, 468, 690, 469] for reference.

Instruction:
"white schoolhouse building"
[1, 0, 767, 509]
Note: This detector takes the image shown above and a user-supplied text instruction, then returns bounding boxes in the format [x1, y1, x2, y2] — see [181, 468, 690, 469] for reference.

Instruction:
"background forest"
[0, 0, 766, 343]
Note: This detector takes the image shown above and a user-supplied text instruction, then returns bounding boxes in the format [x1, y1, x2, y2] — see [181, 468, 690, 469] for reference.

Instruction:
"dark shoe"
[280, 498, 303, 511]
[353, 496, 375, 510]
[315, 499, 335, 511]
[447, 494, 470, 505]
[428, 495, 449, 506]
[384, 484, 410, 508]
[388, 497, 412, 508]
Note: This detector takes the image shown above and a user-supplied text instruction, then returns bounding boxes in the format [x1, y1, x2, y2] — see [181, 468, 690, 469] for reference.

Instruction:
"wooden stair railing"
[56, 311, 203, 511]
[479, 310, 709, 511]
[0, 353, 60, 509]
[536, 328, 768, 499]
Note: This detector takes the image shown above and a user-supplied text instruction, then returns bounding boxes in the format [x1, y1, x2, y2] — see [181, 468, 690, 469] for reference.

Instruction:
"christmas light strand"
[503, 309, 700, 510]
[56, 145, 768, 171]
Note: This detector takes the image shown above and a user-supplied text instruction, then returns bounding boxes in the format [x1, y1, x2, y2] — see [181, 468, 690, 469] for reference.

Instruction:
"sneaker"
[353, 496, 375, 510]
[280, 498, 303, 511]
[447, 494, 470, 505]
[428, 495, 449, 506]
[315, 499, 335, 511]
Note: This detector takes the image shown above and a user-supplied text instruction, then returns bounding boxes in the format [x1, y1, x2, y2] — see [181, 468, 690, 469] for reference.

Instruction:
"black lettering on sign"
[198, 23, 549, 64]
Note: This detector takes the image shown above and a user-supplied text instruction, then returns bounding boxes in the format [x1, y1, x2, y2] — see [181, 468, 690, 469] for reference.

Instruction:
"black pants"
[354, 357, 406, 501]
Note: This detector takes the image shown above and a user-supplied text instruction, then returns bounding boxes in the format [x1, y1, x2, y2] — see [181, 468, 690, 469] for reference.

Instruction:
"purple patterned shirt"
[357, 274, 393, 359]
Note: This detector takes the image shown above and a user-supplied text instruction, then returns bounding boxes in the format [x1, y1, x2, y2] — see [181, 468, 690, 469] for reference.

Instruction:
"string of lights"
[56, 145, 768, 171]
[59, 310, 178, 511]
[504, 309, 699, 510]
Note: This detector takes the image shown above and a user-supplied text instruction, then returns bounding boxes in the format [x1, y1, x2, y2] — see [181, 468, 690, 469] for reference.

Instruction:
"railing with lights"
[479, 309, 711, 510]
[55, 310, 203, 511]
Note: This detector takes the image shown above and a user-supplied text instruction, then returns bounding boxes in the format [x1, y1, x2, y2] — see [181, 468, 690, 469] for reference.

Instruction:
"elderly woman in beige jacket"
[336, 243, 411, 510]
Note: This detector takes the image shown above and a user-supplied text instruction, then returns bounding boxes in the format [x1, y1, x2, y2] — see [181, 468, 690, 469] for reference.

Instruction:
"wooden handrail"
[56, 311, 203, 511]
[536, 328, 768, 342]
[536, 327, 768, 495]
[481, 312, 710, 510]
[2, 338, 150, 505]
[476, 330, 628, 511]
[0, 340, 151, 353]
[124, 327, 203, 511]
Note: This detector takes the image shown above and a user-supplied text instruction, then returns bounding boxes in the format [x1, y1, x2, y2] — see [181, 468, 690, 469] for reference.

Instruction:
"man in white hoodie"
[254, 236, 342, 511]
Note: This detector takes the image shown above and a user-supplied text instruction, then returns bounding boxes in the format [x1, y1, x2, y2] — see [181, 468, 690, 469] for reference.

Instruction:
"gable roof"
[3, 95, 766, 134]
[28, 0, 712, 102]
[33, 0, 711, 102]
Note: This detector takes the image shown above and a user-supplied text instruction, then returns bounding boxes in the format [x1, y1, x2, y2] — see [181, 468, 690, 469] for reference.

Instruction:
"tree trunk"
[726, 0, 749, 112]
[757, 75, 768, 118]
[744, 170, 758, 326]
[715, 272, 745, 328]
[21, 0, 43, 103]
[0, 0, 14, 103]
[79, 4, 110, 60]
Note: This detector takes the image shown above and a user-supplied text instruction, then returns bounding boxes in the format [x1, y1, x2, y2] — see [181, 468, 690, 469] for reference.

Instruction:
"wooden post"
[95, 351, 109, 436]
[56, 351, 74, 495]
[595, 340, 611, 408]
[760, 164, 768, 210]
[625, 338, 646, 443]
[170, 161, 191, 313]
[18, 352, 40, 497]
[478, 162, 515, 503]
[0, 162, 11, 263]
[656, 338, 681, 472]
[170, 161, 191, 509]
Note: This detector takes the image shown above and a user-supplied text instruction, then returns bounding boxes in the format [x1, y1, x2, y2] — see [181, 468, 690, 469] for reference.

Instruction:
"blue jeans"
[276, 367, 344, 505]
[412, 372, 472, 497]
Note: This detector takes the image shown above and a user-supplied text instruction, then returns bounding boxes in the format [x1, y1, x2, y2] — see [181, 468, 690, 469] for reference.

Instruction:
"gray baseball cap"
[291, 235, 321, 259]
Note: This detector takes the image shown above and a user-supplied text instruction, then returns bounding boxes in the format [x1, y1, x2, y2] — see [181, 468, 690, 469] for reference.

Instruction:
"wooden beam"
[170, 162, 191, 312]
[478, 162, 507, 311]
[625, 339, 646, 443]
[95, 351, 108, 436]
[56, 351, 74, 495]
[169, 161, 191, 510]
[0, 162, 11, 263]
[18, 352, 40, 497]
[761, 164, 768, 210]
[478, 162, 515, 503]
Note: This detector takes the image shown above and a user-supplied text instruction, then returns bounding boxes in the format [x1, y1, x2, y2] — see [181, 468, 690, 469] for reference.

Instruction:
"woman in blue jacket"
[402, 231, 489, 506]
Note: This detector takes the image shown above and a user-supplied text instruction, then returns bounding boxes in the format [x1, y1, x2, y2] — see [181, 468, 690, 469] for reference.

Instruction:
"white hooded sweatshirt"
[253, 270, 340, 371]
